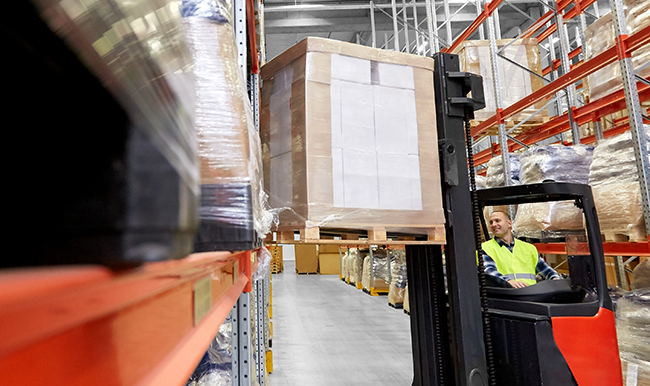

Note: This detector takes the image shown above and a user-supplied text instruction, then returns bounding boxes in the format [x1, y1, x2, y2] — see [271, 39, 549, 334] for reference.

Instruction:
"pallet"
[295, 271, 319, 275]
[389, 302, 404, 309]
[602, 231, 648, 243]
[472, 115, 550, 138]
[363, 288, 389, 296]
[270, 224, 446, 246]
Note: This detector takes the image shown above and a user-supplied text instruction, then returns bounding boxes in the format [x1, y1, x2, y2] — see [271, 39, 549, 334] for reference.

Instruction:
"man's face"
[489, 212, 512, 237]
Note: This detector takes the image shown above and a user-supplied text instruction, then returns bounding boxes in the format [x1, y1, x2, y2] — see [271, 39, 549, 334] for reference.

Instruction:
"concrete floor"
[269, 261, 413, 386]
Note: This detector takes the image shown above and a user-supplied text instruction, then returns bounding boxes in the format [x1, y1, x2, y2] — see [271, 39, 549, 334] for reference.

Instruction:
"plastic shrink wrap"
[361, 248, 390, 292]
[454, 39, 546, 122]
[616, 290, 650, 386]
[260, 37, 445, 236]
[186, 314, 233, 386]
[485, 155, 521, 188]
[584, 0, 650, 102]
[182, 0, 271, 252]
[388, 248, 408, 306]
[588, 127, 650, 241]
[346, 248, 362, 284]
[8, 0, 199, 267]
[512, 145, 594, 239]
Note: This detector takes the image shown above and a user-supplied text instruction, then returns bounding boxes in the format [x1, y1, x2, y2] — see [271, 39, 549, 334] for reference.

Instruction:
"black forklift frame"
[406, 53, 613, 386]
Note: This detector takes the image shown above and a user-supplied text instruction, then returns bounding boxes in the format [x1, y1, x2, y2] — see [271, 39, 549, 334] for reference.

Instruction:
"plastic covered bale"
[347, 248, 362, 284]
[260, 37, 445, 236]
[10, 0, 199, 267]
[589, 127, 650, 240]
[186, 314, 234, 386]
[361, 248, 390, 291]
[616, 290, 650, 386]
[513, 145, 594, 239]
[388, 248, 408, 305]
[182, 0, 271, 252]
[584, 0, 650, 102]
[486, 155, 521, 188]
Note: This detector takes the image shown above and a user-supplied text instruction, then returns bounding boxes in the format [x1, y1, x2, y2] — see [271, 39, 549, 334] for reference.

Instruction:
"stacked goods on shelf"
[584, 0, 650, 102]
[633, 260, 650, 290]
[186, 316, 234, 386]
[588, 127, 650, 241]
[342, 247, 362, 284]
[260, 37, 444, 237]
[616, 290, 650, 386]
[486, 155, 521, 188]
[512, 145, 594, 240]
[483, 155, 520, 234]
[183, 0, 270, 252]
[10, 0, 198, 267]
[453, 39, 546, 127]
[319, 244, 343, 275]
[294, 245, 319, 274]
[361, 247, 390, 294]
[388, 248, 408, 307]
[269, 244, 283, 274]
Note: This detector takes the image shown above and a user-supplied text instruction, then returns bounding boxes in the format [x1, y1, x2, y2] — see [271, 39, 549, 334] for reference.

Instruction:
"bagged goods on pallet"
[486, 155, 521, 188]
[187, 314, 234, 386]
[260, 37, 444, 236]
[388, 248, 408, 305]
[10, 0, 199, 266]
[183, 0, 272, 252]
[588, 127, 650, 240]
[361, 247, 390, 292]
[512, 145, 594, 239]
[633, 260, 650, 290]
[345, 248, 363, 284]
[584, 0, 650, 102]
[616, 290, 650, 386]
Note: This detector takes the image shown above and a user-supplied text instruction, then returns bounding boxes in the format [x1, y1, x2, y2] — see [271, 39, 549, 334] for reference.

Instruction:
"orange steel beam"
[472, 80, 650, 166]
[471, 25, 650, 139]
[0, 250, 253, 386]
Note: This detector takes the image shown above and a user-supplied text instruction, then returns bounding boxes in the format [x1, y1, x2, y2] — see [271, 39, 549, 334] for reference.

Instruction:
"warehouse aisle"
[270, 261, 413, 386]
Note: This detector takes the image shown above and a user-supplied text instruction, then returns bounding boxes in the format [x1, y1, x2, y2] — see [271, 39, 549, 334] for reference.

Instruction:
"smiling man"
[481, 210, 560, 288]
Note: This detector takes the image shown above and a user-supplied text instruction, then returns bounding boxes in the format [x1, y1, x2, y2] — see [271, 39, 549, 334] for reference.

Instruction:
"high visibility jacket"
[482, 238, 538, 286]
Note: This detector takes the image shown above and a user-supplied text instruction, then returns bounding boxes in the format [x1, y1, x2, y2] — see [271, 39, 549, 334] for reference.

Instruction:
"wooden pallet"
[602, 229, 648, 243]
[270, 224, 446, 245]
[295, 271, 319, 275]
[472, 115, 550, 138]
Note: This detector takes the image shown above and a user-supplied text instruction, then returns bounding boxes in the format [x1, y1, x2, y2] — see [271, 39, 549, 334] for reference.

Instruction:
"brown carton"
[261, 37, 444, 235]
[295, 245, 319, 274]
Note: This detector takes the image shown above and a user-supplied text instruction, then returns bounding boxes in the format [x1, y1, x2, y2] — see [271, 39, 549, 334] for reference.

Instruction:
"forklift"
[405, 53, 623, 386]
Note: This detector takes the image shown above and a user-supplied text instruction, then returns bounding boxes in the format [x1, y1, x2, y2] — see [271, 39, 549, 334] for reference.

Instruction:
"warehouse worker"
[482, 210, 560, 288]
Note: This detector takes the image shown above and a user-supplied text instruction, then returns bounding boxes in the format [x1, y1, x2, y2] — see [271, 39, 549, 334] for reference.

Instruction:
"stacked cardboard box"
[260, 37, 444, 235]
[295, 245, 319, 274]
[453, 38, 546, 124]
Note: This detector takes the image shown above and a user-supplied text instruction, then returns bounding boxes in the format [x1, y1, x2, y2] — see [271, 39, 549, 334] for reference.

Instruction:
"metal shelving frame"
[366, 0, 650, 257]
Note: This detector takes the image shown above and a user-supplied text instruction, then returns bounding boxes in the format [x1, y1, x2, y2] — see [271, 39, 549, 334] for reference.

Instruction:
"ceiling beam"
[264, 0, 541, 13]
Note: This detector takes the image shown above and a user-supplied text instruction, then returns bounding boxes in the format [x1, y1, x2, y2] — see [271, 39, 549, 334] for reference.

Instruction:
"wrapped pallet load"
[260, 37, 445, 238]
[361, 248, 390, 293]
[10, 0, 199, 266]
[182, 0, 271, 251]
[512, 145, 594, 240]
[453, 39, 546, 125]
[588, 127, 650, 241]
[584, 0, 650, 102]
[388, 248, 408, 306]
[616, 290, 650, 386]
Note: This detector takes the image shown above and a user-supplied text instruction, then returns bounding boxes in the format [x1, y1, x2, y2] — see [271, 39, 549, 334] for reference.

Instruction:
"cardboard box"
[584, 0, 650, 102]
[453, 38, 546, 122]
[295, 245, 319, 273]
[319, 253, 341, 275]
[320, 244, 343, 253]
[261, 37, 445, 235]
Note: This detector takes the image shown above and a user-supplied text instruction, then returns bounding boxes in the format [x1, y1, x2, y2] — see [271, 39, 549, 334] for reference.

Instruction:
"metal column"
[413, 0, 421, 54]
[232, 292, 252, 386]
[476, 0, 485, 39]
[392, 0, 401, 51]
[425, 0, 439, 53]
[610, 0, 650, 236]
[254, 279, 267, 385]
[403, 0, 411, 52]
[443, 0, 453, 47]
[234, 0, 247, 82]
[553, 7, 581, 143]
[370, 1, 377, 48]
[486, 11, 512, 196]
